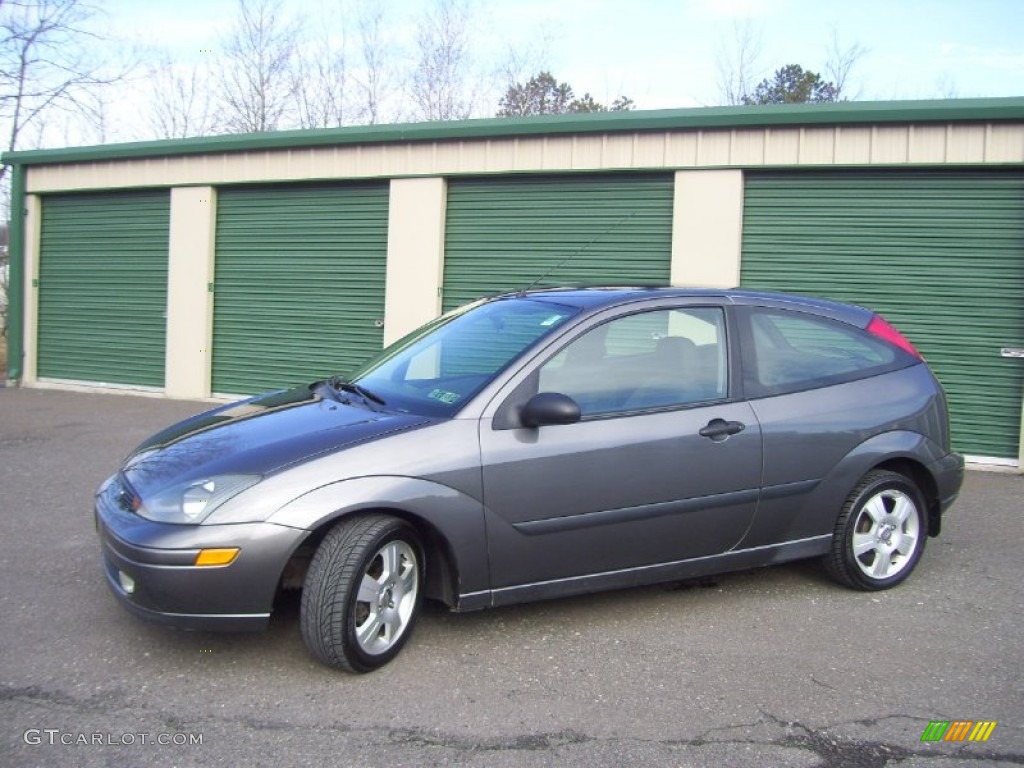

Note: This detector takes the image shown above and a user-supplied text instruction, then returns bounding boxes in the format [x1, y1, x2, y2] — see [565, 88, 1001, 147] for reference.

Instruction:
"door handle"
[699, 418, 746, 442]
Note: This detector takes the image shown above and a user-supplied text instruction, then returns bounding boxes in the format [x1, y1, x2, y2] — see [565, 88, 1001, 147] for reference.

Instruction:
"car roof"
[490, 286, 874, 326]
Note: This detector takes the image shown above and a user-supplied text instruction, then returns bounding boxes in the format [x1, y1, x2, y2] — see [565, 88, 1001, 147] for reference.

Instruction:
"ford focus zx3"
[96, 287, 964, 672]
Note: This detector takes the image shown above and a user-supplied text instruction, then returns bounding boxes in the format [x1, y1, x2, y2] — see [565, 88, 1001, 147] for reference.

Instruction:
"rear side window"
[740, 307, 916, 397]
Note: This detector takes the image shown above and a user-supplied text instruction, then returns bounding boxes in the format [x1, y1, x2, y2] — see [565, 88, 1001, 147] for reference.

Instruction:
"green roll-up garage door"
[442, 174, 674, 311]
[741, 171, 1024, 461]
[212, 183, 388, 395]
[37, 190, 170, 387]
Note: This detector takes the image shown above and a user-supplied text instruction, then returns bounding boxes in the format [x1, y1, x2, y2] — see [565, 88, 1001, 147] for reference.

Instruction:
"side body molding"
[743, 428, 955, 548]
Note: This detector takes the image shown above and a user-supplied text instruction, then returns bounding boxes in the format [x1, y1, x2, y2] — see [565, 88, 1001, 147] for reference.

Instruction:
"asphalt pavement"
[1, 386, 1022, 767]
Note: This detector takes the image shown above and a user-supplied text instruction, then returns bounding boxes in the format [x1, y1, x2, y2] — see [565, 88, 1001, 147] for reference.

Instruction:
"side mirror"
[519, 392, 581, 428]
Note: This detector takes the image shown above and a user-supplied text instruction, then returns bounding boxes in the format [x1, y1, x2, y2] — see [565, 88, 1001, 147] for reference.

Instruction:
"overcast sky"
[25, 0, 1024, 148]
[105, 0, 1023, 105]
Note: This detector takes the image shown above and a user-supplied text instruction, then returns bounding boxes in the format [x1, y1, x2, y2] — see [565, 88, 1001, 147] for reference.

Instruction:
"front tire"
[301, 514, 423, 673]
[825, 470, 928, 591]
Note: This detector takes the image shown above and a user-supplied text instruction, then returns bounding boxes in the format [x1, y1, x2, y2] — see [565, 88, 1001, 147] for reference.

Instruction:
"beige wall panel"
[454, 140, 488, 172]
[870, 126, 910, 164]
[602, 135, 636, 168]
[834, 126, 872, 164]
[510, 137, 544, 170]
[798, 128, 837, 165]
[21, 122, 1024, 195]
[571, 135, 604, 169]
[696, 131, 732, 166]
[485, 139, 516, 171]
[731, 130, 766, 165]
[542, 137, 574, 169]
[908, 125, 948, 163]
[318, 147, 339, 176]
[37, 164, 66, 190]
[947, 125, 986, 163]
[670, 170, 743, 289]
[764, 129, 800, 165]
[292, 148, 324, 179]
[352, 144, 385, 177]
[21, 195, 42, 383]
[384, 177, 446, 345]
[987, 125, 1024, 162]
[664, 133, 698, 167]
[633, 133, 667, 167]
[394, 144, 416, 175]
[239, 151, 262, 182]
[168, 156, 197, 185]
[260, 149, 296, 181]
[213, 154, 249, 184]
[431, 142, 463, 173]
[165, 186, 216, 399]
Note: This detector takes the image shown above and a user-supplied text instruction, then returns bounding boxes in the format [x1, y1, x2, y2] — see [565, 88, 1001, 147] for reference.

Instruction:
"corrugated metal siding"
[21, 120, 1024, 195]
[212, 183, 388, 395]
[442, 174, 674, 311]
[741, 171, 1024, 459]
[37, 190, 169, 386]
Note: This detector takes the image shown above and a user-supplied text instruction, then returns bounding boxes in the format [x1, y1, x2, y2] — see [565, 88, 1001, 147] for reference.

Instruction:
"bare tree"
[409, 0, 475, 121]
[353, 1, 392, 125]
[147, 55, 218, 139]
[935, 73, 960, 99]
[294, 14, 350, 130]
[0, 0, 128, 179]
[715, 21, 762, 106]
[825, 30, 867, 100]
[218, 0, 300, 133]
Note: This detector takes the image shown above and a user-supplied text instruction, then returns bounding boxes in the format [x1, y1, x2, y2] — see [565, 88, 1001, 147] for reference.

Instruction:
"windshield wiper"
[327, 376, 387, 409]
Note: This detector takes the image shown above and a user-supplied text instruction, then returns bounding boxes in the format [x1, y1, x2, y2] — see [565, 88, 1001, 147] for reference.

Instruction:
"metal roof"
[4, 97, 1023, 167]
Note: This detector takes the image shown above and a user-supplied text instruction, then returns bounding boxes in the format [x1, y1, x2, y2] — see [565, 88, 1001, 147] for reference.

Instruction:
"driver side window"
[539, 307, 727, 416]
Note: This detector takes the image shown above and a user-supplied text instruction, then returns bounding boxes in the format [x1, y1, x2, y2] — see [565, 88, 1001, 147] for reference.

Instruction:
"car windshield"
[348, 297, 580, 416]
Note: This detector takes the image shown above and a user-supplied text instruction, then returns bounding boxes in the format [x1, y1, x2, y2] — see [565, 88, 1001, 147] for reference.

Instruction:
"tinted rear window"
[740, 307, 917, 397]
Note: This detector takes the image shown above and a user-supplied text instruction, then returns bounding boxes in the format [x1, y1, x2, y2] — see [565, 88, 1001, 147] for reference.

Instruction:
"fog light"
[118, 571, 135, 595]
[194, 548, 240, 567]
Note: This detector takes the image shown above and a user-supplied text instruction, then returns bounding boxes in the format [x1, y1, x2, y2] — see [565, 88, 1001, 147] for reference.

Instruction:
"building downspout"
[6, 163, 25, 382]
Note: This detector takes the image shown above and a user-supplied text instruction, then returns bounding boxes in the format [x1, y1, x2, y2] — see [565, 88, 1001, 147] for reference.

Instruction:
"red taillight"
[867, 314, 922, 359]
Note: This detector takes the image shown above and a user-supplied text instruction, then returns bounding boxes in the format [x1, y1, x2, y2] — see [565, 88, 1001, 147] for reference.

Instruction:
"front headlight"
[135, 474, 261, 525]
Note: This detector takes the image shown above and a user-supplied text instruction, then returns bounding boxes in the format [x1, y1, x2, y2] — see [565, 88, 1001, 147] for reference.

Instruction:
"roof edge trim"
[4, 97, 1024, 167]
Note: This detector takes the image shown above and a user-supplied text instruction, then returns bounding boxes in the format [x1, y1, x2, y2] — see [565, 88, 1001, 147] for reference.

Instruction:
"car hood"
[122, 385, 434, 498]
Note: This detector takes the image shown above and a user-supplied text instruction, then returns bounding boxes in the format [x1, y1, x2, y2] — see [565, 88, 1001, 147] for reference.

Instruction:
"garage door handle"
[699, 419, 745, 441]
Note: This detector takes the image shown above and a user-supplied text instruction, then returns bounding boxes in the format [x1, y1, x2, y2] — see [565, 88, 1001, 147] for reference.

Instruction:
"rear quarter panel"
[740, 363, 950, 547]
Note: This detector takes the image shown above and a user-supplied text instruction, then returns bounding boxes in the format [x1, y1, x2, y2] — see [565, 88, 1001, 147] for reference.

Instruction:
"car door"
[477, 303, 763, 600]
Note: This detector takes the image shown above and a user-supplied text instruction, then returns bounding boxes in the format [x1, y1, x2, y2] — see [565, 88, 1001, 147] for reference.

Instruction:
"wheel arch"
[797, 430, 948, 541]
[269, 475, 490, 610]
[296, 506, 461, 608]
[869, 457, 941, 537]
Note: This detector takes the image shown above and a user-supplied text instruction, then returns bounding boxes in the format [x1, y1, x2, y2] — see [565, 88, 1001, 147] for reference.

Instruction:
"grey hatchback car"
[96, 287, 963, 672]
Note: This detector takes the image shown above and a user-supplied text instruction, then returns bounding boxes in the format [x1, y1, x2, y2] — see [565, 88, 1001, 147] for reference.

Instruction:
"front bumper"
[95, 480, 308, 632]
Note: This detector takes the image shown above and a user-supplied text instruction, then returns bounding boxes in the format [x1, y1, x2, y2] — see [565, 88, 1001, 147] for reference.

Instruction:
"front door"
[478, 305, 763, 596]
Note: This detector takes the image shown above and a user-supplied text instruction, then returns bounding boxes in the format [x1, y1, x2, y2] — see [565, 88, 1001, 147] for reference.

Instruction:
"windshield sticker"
[540, 314, 563, 327]
[428, 388, 461, 405]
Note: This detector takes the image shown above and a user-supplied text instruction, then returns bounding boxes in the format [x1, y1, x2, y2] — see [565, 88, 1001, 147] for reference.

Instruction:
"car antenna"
[517, 211, 637, 297]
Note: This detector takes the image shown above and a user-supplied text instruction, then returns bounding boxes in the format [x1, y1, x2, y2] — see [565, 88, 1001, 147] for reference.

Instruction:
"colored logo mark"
[921, 721, 997, 742]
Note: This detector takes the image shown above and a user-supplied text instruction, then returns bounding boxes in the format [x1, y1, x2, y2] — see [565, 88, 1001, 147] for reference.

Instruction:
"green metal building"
[3, 99, 1023, 467]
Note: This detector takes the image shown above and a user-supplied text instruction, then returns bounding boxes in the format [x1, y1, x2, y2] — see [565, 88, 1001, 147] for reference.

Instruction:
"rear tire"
[301, 514, 423, 673]
[825, 470, 928, 591]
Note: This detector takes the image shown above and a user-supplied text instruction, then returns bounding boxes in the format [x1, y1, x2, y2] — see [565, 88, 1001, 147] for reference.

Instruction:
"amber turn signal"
[194, 548, 240, 567]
